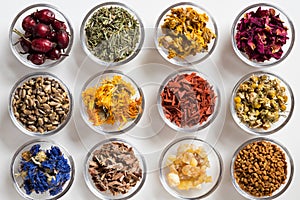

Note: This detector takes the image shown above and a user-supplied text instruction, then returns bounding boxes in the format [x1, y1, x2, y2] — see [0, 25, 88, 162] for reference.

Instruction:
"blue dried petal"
[49, 185, 63, 196]
[41, 160, 55, 171]
[56, 157, 71, 173]
[19, 145, 71, 197]
[30, 144, 41, 156]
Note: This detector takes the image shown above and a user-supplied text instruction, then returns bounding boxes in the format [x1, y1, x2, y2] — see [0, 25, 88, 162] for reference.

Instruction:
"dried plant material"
[234, 140, 287, 197]
[16, 144, 71, 196]
[12, 76, 70, 133]
[88, 142, 142, 196]
[234, 74, 288, 130]
[166, 144, 212, 190]
[161, 72, 216, 128]
[158, 7, 216, 59]
[85, 6, 140, 62]
[235, 7, 289, 62]
[82, 75, 143, 129]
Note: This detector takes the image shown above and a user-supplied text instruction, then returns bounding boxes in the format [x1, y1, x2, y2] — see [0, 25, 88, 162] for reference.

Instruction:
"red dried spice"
[161, 72, 216, 128]
[235, 7, 289, 62]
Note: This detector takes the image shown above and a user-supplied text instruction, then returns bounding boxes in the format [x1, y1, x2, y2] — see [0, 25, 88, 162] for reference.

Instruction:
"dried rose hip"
[235, 7, 289, 62]
[13, 7, 70, 66]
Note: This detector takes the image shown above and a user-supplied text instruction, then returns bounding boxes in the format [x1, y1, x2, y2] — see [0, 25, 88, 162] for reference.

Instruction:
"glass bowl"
[230, 137, 294, 199]
[157, 68, 220, 133]
[230, 71, 294, 135]
[159, 137, 223, 199]
[84, 138, 146, 199]
[9, 72, 73, 137]
[80, 70, 144, 134]
[80, 2, 145, 67]
[154, 2, 218, 66]
[9, 3, 74, 69]
[10, 139, 75, 200]
[231, 3, 295, 67]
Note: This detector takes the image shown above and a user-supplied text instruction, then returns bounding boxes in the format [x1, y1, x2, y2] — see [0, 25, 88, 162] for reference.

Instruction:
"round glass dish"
[154, 2, 218, 66]
[231, 3, 295, 67]
[230, 71, 294, 135]
[159, 137, 223, 199]
[80, 70, 144, 134]
[84, 138, 146, 199]
[80, 2, 145, 67]
[157, 68, 220, 132]
[9, 72, 73, 137]
[10, 139, 75, 200]
[230, 137, 294, 199]
[9, 3, 74, 69]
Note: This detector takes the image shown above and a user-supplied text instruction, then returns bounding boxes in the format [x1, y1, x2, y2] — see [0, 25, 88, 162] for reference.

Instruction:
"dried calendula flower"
[82, 75, 143, 129]
[166, 144, 212, 190]
[234, 74, 288, 130]
[159, 7, 216, 59]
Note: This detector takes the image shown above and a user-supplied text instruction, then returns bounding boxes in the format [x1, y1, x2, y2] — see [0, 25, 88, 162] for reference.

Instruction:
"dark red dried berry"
[56, 30, 69, 49]
[31, 38, 56, 53]
[34, 9, 55, 24]
[52, 19, 67, 31]
[27, 53, 46, 65]
[34, 23, 51, 38]
[22, 15, 37, 32]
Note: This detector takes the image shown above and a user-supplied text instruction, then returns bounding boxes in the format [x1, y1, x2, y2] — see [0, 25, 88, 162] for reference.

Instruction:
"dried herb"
[235, 7, 289, 62]
[234, 140, 287, 197]
[16, 144, 71, 196]
[166, 144, 212, 190]
[159, 7, 216, 59]
[234, 74, 288, 130]
[85, 6, 140, 62]
[161, 72, 216, 128]
[82, 75, 142, 129]
[88, 141, 142, 195]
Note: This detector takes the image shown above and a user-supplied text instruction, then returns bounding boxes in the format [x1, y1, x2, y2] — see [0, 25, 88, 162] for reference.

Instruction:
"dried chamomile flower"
[234, 74, 288, 130]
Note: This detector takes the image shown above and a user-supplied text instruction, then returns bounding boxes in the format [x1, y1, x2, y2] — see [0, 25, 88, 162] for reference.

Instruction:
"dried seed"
[234, 140, 287, 197]
[12, 76, 71, 134]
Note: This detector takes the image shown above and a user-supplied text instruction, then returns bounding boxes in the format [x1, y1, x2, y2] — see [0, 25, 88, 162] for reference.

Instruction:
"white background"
[0, 0, 299, 199]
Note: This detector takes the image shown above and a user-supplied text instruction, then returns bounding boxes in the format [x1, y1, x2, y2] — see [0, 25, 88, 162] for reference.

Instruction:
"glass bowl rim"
[158, 136, 223, 199]
[230, 70, 294, 136]
[10, 139, 75, 200]
[8, 71, 74, 137]
[230, 136, 294, 199]
[79, 1, 145, 67]
[154, 1, 218, 67]
[157, 68, 221, 133]
[9, 3, 74, 69]
[80, 69, 145, 135]
[231, 2, 295, 68]
[83, 137, 147, 200]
